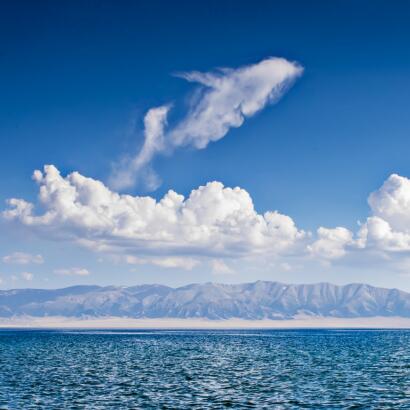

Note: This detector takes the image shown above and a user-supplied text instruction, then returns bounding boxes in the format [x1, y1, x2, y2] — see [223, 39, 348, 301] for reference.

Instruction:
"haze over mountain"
[1, 281, 410, 320]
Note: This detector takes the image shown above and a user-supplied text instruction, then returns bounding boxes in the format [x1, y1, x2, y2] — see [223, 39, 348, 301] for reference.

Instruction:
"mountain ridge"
[1, 281, 409, 320]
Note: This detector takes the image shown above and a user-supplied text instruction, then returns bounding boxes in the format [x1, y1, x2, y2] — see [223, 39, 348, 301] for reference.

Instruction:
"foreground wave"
[1, 329, 410, 408]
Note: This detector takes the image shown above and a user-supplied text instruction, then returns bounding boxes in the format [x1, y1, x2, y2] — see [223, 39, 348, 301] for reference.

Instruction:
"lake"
[0, 329, 409, 408]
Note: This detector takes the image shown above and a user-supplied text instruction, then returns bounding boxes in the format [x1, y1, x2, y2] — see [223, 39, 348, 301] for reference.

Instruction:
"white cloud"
[126, 255, 199, 270]
[308, 227, 354, 259]
[110, 57, 302, 190]
[358, 174, 410, 252]
[7, 166, 410, 275]
[307, 174, 410, 269]
[368, 174, 410, 230]
[21, 272, 33, 281]
[3, 252, 44, 265]
[279, 262, 292, 271]
[110, 106, 170, 190]
[170, 57, 302, 149]
[211, 259, 234, 275]
[54, 267, 90, 276]
[3, 165, 306, 261]
[358, 216, 410, 252]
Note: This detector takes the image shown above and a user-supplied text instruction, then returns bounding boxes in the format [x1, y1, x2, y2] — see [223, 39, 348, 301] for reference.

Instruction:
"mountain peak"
[1, 281, 410, 320]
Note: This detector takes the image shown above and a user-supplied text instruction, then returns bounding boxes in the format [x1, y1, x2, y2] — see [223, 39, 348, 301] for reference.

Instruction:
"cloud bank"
[4, 165, 306, 263]
[109, 57, 303, 190]
[5, 167, 410, 274]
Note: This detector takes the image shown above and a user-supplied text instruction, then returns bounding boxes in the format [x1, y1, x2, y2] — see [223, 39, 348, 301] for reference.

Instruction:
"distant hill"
[1, 281, 410, 319]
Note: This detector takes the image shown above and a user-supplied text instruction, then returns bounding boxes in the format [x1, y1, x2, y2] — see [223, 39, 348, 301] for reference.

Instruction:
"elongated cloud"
[125, 255, 199, 271]
[2, 252, 44, 265]
[110, 106, 170, 190]
[54, 267, 90, 276]
[110, 57, 302, 190]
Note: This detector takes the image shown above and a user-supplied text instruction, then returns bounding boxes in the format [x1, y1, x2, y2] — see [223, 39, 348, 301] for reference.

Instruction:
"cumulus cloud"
[309, 174, 410, 264]
[54, 267, 90, 276]
[110, 57, 302, 190]
[3, 252, 44, 265]
[7, 166, 410, 274]
[368, 174, 410, 229]
[358, 174, 410, 252]
[308, 227, 354, 259]
[3, 165, 306, 261]
[21, 272, 33, 281]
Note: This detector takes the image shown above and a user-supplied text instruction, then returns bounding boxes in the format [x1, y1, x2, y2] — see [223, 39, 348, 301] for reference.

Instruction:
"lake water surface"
[0, 329, 409, 408]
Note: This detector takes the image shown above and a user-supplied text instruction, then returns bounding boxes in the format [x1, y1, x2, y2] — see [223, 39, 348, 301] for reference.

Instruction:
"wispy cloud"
[211, 259, 234, 275]
[3, 252, 44, 265]
[126, 255, 199, 270]
[110, 105, 171, 191]
[21, 272, 33, 281]
[54, 267, 90, 276]
[109, 57, 303, 190]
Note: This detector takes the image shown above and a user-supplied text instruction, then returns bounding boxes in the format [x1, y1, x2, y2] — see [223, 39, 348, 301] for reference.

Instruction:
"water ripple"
[0, 329, 410, 408]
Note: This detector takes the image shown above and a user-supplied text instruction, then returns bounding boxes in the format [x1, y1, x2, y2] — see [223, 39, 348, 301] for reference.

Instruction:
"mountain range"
[1, 281, 410, 320]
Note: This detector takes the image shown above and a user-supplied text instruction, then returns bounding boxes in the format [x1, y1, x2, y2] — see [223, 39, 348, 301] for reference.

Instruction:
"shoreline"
[1, 316, 410, 329]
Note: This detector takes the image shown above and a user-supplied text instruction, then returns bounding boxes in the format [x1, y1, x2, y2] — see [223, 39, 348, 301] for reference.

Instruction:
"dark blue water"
[0, 329, 410, 409]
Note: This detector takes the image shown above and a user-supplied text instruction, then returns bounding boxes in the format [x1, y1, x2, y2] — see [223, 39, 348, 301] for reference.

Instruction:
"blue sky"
[2, 1, 410, 289]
